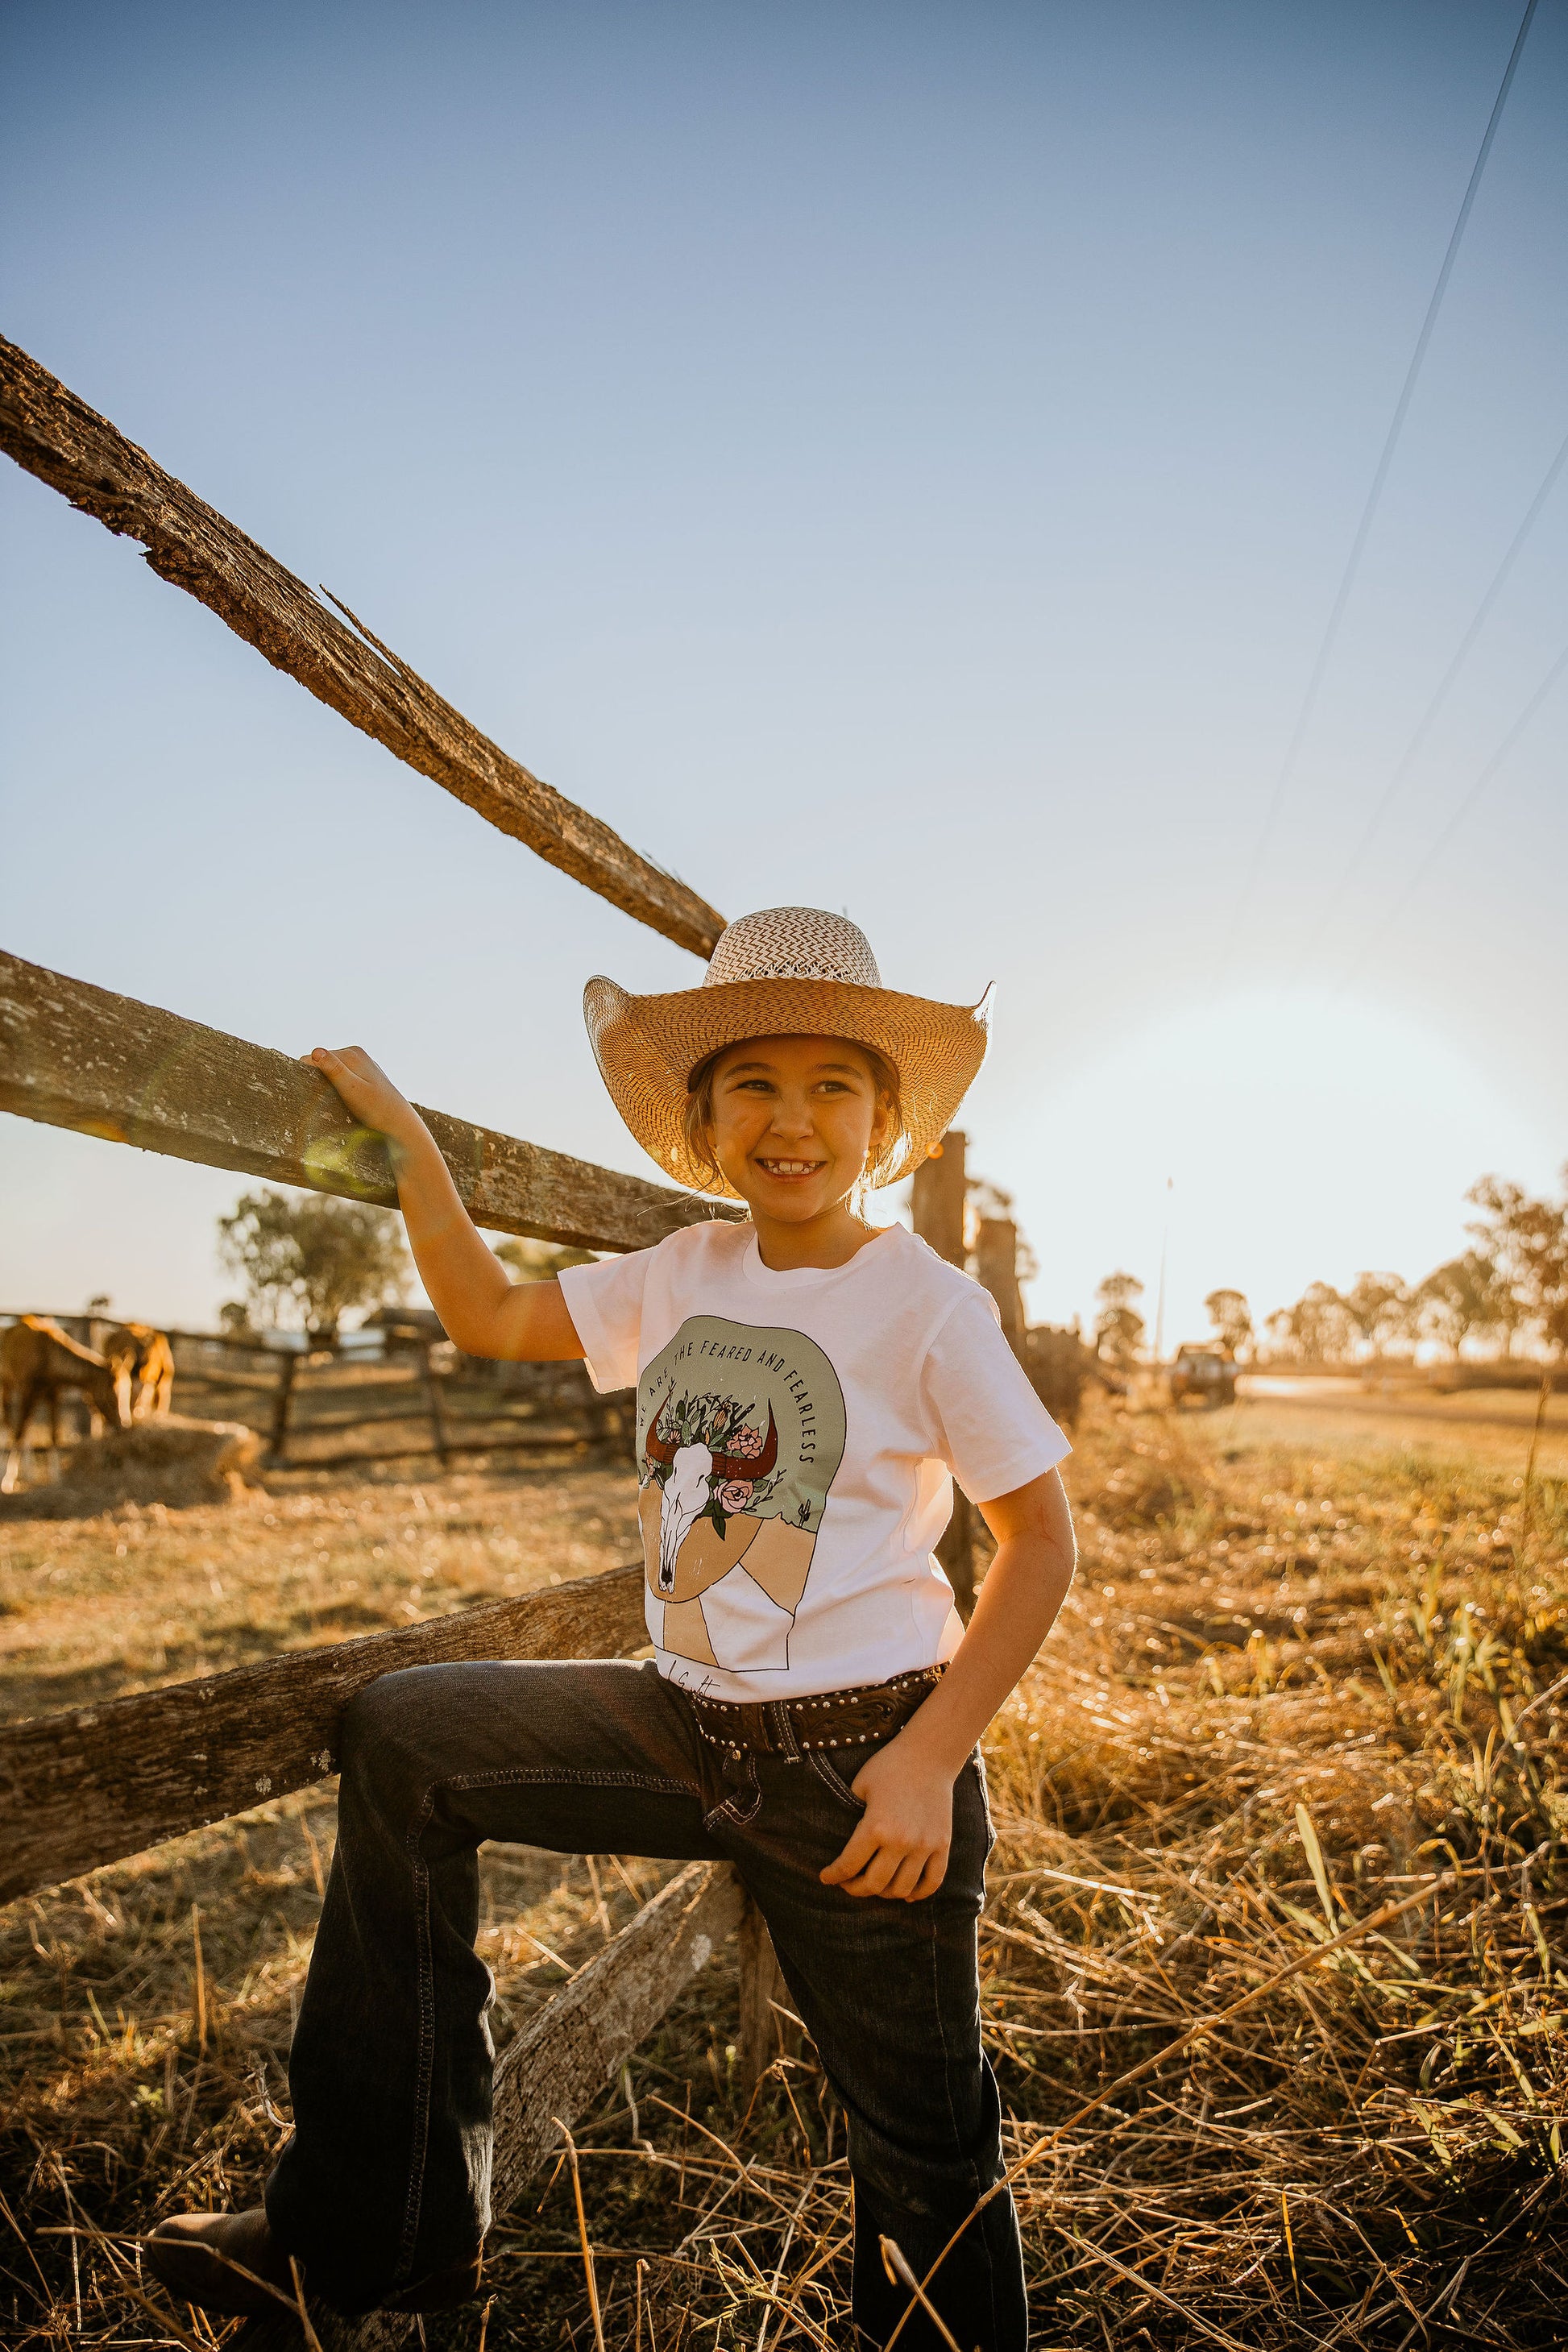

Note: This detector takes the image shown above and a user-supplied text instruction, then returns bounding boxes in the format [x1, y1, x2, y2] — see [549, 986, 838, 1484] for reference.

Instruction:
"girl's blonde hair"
[682, 1039, 906, 1203]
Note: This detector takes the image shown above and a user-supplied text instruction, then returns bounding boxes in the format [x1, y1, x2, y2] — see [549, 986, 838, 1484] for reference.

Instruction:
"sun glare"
[1002, 989, 1557, 1346]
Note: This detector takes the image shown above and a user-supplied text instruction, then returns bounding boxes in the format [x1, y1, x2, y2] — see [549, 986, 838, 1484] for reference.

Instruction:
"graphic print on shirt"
[636, 1316, 847, 1677]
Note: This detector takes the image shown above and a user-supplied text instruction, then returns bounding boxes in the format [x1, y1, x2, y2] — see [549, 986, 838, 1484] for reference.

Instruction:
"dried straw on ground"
[1, 1404, 1563, 2346]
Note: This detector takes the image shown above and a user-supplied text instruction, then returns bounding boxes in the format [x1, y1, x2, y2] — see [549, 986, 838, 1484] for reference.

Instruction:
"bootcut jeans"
[265, 1657, 1026, 2349]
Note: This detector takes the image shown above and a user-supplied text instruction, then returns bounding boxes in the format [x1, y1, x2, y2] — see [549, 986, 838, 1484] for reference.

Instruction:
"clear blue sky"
[2, 0, 1565, 1344]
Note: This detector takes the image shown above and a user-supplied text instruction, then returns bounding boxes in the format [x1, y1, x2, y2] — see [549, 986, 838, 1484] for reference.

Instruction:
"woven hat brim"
[583, 975, 992, 1199]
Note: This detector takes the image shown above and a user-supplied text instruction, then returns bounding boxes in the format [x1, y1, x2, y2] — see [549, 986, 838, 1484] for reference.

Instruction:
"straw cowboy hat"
[584, 906, 992, 1198]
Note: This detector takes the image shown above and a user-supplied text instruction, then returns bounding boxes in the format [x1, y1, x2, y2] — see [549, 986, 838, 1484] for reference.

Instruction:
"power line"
[1215, 0, 1540, 983]
[1339, 629, 1568, 993]
[1296, 420, 1568, 973]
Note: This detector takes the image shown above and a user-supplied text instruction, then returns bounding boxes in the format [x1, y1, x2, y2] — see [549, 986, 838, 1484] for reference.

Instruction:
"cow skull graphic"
[643, 1398, 779, 1593]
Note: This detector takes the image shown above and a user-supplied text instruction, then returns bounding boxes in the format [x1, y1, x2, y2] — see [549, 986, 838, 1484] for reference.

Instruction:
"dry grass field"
[0, 1458, 641, 1724]
[1, 1390, 1564, 2349]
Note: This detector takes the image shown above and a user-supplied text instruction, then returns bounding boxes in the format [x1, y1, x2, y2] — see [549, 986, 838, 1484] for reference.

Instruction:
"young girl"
[146, 907, 1076, 2350]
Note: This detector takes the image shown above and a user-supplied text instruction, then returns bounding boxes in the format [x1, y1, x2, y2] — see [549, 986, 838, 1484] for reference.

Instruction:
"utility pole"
[1151, 1176, 1173, 1367]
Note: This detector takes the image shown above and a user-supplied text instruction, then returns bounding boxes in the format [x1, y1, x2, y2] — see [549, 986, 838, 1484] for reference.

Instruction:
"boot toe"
[143, 2209, 293, 2316]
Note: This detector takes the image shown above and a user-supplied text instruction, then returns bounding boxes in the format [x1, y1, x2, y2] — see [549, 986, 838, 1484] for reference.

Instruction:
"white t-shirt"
[558, 1220, 1069, 1702]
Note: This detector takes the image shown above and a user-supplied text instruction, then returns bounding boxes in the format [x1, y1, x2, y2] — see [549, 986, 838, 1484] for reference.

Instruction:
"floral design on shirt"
[643, 1388, 783, 1575]
[635, 1316, 847, 1675]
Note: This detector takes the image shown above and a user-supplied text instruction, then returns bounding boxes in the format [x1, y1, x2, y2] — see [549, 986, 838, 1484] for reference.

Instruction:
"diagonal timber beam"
[232, 1861, 746, 2352]
[0, 336, 724, 958]
[0, 949, 739, 1255]
[490, 1859, 747, 2207]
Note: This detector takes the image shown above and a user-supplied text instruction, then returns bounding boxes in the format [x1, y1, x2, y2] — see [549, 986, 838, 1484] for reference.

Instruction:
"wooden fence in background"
[1, 1310, 633, 1472]
[239, 1336, 631, 1472]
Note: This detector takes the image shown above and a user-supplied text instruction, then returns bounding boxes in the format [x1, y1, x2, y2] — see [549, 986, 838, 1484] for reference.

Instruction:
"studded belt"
[683, 1665, 944, 1757]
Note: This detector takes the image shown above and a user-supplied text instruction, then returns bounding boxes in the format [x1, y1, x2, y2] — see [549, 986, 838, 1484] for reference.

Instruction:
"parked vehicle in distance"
[1169, 1344, 1236, 1408]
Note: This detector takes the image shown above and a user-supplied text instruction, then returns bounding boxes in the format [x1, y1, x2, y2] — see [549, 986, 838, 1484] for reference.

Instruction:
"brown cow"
[101, 1322, 176, 1421]
[0, 1317, 129, 1492]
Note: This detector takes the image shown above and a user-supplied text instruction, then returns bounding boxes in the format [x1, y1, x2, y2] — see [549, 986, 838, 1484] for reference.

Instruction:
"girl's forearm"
[386, 1122, 513, 1354]
[305, 1045, 582, 1362]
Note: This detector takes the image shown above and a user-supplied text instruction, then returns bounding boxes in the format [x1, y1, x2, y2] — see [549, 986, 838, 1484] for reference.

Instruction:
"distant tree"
[218, 1299, 259, 1340]
[1273, 1281, 1354, 1364]
[1095, 1271, 1146, 1368]
[494, 1238, 597, 1283]
[1469, 1168, 1568, 1362]
[218, 1188, 409, 1346]
[960, 1177, 1039, 1282]
[1341, 1271, 1413, 1358]
[1204, 1288, 1253, 1359]
[967, 1179, 1014, 1224]
[1263, 1307, 1298, 1360]
[1416, 1252, 1504, 1359]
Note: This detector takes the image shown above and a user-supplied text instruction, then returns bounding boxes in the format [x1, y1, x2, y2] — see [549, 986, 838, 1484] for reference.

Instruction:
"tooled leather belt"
[683, 1664, 944, 1757]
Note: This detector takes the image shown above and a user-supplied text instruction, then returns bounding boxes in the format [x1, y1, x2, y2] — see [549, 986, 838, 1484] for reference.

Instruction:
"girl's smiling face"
[705, 1035, 891, 1226]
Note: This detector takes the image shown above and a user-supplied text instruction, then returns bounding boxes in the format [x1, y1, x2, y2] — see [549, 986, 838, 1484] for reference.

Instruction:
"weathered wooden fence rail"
[0, 948, 741, 1254]
[0, 336, 724, 959]
[0, 1565, 647, 1905]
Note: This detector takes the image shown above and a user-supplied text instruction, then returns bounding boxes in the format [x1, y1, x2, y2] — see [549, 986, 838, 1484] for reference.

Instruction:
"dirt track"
[1218, 1371, 1568, 1478]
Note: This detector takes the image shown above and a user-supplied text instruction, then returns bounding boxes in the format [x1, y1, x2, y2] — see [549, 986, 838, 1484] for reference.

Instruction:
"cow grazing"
[101, 1323, 176, 1421]
[1, 1317, 129, 1492]
[643, 1402, 779, 1592]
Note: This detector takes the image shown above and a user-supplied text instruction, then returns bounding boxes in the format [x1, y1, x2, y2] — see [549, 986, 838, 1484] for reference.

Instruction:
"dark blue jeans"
[266, 1658, 1025, 2348]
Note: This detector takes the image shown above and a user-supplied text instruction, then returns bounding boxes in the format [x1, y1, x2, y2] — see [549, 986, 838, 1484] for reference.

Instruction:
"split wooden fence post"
[975, 1217, 1025, 1356]
[912, 1131, 977, 1616]
[911, 1128, 966, 1268]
